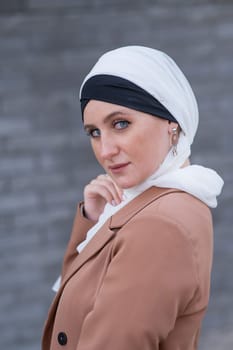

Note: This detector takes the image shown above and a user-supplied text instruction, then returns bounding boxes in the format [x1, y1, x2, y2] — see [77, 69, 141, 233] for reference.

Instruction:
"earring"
[171, 127, 178, 156]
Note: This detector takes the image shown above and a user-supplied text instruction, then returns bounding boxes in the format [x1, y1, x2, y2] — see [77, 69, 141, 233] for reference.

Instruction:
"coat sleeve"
[76, 214, 199, 350]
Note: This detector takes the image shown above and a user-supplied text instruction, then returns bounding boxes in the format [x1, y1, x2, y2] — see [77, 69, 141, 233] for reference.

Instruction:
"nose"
[100, 135, 119, 159]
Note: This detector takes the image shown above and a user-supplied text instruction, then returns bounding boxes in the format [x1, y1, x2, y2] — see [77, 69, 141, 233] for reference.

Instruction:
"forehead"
[83, 100, 168, 136]
[83, 100, 136, 125]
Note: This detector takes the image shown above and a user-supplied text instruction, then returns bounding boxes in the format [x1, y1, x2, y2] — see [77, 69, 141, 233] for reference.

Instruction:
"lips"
[108, 162, 130, 173]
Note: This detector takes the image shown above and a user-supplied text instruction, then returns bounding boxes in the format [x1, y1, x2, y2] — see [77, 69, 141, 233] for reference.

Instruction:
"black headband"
[80, 74, 177, 123]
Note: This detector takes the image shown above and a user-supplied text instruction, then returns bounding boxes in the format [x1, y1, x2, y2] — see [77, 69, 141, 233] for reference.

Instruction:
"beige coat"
[42, 187, 213, 350]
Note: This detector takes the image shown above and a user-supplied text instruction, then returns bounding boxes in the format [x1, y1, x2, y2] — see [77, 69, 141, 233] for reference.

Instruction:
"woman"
[42, 46, 223, 350]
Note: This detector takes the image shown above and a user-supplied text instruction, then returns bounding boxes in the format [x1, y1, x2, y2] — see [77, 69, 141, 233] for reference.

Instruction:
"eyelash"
[86, 119, 130, 138]
[113, 120, 130, 129]
[85, 128, 100, 138]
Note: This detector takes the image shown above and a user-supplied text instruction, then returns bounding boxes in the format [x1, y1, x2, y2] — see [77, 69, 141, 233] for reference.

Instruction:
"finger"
[85, 183, 117, 205]
[91, 178, 123, 205]
[111, 179, 123, 201]
[96, 174, 123, 202]
[88, 180, 121, 205]
[87, 176, 122, 205]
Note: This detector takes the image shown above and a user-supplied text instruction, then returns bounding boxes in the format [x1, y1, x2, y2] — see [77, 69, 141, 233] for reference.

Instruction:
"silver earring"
[172, 128, 178, 156]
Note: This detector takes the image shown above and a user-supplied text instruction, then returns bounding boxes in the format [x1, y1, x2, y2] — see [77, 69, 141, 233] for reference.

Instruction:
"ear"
[168, 121, 180, 135]
[168, 122, 181, 150]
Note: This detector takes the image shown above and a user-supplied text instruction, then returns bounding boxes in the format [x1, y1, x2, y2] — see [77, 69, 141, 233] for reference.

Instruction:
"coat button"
[57, 332, 68, 345]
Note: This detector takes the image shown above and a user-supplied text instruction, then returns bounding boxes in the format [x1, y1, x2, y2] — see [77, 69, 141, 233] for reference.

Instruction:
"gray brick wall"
[0, 1, 232, 349]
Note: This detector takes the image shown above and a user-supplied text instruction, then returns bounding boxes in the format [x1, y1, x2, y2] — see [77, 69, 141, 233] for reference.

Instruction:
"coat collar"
[109, 186, 179, 229]
[62, 187, 179, 287]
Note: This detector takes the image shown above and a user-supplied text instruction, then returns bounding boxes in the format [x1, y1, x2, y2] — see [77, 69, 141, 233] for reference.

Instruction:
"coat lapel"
[110, 186, 179, 229]
[62, 186, 179, 287]
[61, 219, 116, 287]
[42, 219, 117, 346]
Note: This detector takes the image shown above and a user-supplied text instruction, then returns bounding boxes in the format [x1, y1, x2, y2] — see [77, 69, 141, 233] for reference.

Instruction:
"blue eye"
[114, 120, 129, 130]
[86, 128, 101, 138]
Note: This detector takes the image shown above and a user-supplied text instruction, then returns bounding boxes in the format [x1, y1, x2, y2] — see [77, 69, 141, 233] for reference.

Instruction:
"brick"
[0, 0, 27, 13]
[28, 0, 154, 11]
[0, 117, 31, 136]
[0, 192, 38, 214]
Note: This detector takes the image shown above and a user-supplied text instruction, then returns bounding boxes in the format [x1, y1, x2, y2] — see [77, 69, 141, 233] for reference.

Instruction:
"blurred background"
[0, 1, 232, 349]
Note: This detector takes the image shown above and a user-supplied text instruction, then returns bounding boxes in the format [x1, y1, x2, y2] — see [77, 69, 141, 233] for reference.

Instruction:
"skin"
[83, 100, 180, 222]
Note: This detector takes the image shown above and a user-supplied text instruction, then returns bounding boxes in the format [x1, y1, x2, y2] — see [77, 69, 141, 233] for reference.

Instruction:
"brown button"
[58, 332, 67, 345]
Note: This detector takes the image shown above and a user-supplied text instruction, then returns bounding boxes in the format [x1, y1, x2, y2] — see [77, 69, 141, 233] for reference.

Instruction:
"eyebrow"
[84, 110, 128, 130]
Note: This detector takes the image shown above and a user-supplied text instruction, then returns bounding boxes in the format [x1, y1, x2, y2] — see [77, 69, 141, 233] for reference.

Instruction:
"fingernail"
[111, 200, 116, 206]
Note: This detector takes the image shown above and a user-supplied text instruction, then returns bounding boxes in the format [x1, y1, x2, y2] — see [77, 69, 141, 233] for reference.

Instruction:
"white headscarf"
[80, 46, 198, 142]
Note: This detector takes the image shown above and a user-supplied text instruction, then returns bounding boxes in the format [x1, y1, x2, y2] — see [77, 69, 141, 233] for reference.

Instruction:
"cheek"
[136, 132, 170, 168]
[90, 142, 101, 163]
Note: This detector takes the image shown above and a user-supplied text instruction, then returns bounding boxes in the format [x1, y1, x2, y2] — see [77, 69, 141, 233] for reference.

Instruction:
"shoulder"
[113, 190, 213, 287]
[118, 190, 213, 236]
[111, 193, 202, 301]
[111, 188, 213, 250]
[112, 189, 213, 255]
[145, 190, 213, 233]
[109, 191, 214, 314]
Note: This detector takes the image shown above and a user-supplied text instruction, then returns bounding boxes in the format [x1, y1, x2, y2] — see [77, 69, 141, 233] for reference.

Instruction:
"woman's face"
[84, 100, 175, 189]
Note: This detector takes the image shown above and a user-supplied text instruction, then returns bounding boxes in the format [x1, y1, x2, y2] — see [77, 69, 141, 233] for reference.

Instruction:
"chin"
[115, 179, 139, 190]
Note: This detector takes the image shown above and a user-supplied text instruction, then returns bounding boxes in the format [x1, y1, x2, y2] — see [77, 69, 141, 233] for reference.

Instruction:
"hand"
[83, 174, 123, 222]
